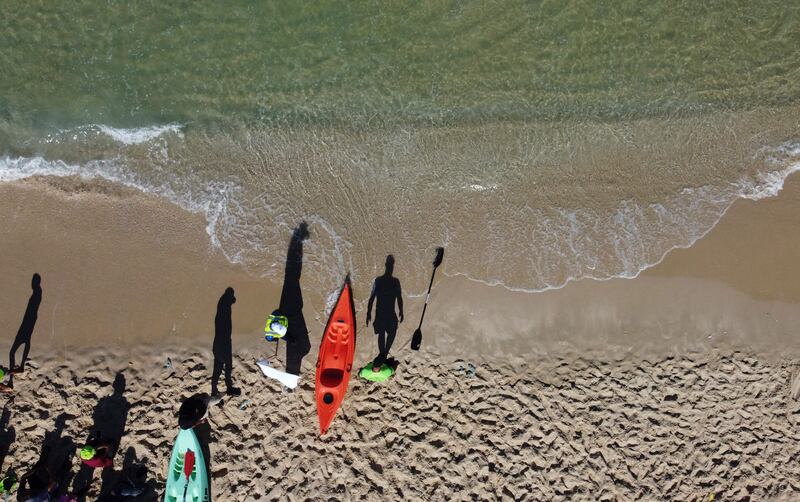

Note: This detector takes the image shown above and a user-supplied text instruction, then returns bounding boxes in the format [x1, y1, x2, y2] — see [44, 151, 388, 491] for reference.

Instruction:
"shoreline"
[1, 172, 800, 359]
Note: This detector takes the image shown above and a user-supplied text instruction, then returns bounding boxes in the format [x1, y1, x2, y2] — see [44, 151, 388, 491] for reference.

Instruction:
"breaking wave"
[1, 124, 799, 297]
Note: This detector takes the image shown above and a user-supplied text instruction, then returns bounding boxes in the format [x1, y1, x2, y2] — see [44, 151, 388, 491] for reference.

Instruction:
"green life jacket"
[264, 314, 288, 341]
[358, 362, 395, 382]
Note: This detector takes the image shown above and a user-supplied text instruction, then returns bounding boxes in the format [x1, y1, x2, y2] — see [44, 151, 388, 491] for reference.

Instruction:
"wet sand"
[430, 173, 800, 358]
[0, 178, 289, 353]
[2, 173, 800, 358]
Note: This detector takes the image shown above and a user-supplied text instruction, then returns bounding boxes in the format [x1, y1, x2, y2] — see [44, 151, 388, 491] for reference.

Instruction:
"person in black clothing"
[8, 273, 42, 387]
[279, 222, 311, 376]
[211, 287, 240, 397]
[366, 255, 404, 366]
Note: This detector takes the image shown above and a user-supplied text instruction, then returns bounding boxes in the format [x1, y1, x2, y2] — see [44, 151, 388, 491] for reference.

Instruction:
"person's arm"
[396, 280, 404, 323]
[366, 280, 377, 326]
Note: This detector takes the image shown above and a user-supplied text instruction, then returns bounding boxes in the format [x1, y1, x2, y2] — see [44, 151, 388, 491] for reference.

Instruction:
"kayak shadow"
[194, 421, 213, 502]
[280, 222, 311, 376]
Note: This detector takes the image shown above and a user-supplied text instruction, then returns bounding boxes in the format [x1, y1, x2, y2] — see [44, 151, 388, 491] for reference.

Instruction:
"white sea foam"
[95, 124, 183, 145]
[42, 124, 183, 146]
[0, 155, 239, 257]
[0, 154, 353, 299]
[466, 183, 498, 192]
[446, 151, 800, 294]
[737, 143, 800, 200]
[2, 140, 799, 296]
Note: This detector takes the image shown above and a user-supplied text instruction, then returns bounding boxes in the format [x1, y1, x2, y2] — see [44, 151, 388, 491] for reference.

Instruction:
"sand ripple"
[1, 348, 799, 500]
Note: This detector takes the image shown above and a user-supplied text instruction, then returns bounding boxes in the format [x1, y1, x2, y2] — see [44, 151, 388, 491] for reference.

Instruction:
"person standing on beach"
[366, 255, 403, 366]
[8, 273, 42, 388]
[211, 287, 240, 397]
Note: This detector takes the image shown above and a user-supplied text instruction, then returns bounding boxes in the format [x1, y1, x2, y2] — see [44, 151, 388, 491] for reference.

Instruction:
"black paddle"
[411, 247, 444, 351]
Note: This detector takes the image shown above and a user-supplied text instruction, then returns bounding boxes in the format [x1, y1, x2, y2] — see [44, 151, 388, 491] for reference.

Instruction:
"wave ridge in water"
[42, 124, 184, 146]
[1, 122, 799, 297]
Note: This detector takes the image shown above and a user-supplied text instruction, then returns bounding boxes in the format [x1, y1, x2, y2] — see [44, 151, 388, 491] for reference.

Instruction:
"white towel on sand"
[256, 359, 300, 389]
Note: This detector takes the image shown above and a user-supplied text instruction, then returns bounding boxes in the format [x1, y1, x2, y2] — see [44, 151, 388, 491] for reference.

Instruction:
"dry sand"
[2, 346, 800, 500]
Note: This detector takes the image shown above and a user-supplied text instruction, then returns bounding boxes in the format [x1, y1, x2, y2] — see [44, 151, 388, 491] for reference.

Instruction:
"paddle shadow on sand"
[72, 372, 131, 499]
[8, 273, 42, 387]
[279, 222, 311, 376]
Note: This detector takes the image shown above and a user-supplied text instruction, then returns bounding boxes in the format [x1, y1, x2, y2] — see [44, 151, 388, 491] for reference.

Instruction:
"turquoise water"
[1, 1, 799, 294]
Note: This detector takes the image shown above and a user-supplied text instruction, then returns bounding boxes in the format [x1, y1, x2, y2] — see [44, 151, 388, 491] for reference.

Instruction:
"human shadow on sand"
[97, 447, 156, 501]
[0, 407, 15, 474]
[72, 373, 131, 499]
[39, 413, 73, 466]
[366, 255, 404, 366]
[16, 413, 76, 501]
[278, 222, 311, 376]
[211, 288, 239, 396]
[8, 273, 42, 388]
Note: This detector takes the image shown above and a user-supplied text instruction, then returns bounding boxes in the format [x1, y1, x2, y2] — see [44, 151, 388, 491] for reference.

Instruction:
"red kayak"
[315, 276, 357, 435]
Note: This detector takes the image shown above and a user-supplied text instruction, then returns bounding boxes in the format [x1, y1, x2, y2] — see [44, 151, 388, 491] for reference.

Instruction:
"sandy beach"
[3, 3, 800, 500]
[2, 346, 800, 500]
[0, 171, 797, 500]
[2, 172, 800, 359]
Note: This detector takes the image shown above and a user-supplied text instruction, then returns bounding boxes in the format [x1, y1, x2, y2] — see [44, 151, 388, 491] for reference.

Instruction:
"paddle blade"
[411, 328, 422, 351]
[184, 450, 195, 481]
[433, 247, 444, 267]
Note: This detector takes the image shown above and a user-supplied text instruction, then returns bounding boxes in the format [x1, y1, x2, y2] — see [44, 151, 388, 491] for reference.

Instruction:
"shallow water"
[1, 2, 799, 297]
